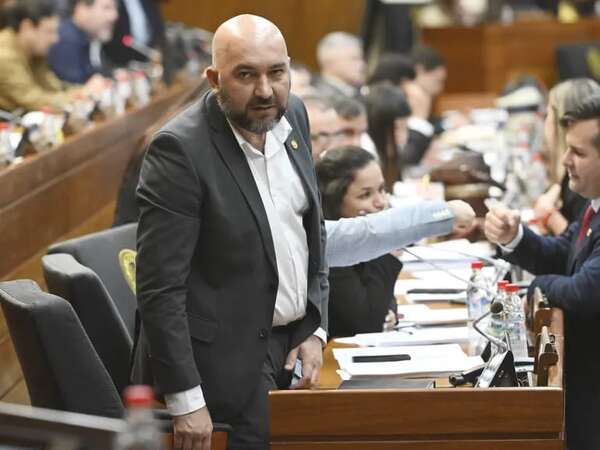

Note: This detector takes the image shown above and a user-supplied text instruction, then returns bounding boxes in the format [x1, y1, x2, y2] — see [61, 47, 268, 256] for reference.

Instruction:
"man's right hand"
[447, 200, 476, 233]
[173, 406, 212, 450]
[484, 206, 521, 245]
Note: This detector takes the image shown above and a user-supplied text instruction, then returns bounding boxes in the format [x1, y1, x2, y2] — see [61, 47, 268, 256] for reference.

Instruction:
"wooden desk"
[270, 308, 565, 449]
[422, 18, 600, 94]
[0, 80, 200, 405]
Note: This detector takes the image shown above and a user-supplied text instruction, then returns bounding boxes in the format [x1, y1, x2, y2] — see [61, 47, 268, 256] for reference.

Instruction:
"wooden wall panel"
[160, 0, 364, 70]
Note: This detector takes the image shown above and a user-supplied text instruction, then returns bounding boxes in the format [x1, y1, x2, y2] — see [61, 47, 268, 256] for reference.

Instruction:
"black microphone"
[472, 301, 508, 352]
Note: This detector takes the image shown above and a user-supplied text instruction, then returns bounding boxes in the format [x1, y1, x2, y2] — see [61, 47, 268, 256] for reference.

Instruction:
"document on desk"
[396, 304, 468, 325]
[333, 344, 483, 378]
[334, 326, 470, 347]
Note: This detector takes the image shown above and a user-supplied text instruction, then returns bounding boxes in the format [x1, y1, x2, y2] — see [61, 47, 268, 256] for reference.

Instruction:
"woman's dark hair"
[315, 146, 376, 220]
[368, 53, 416, 86]
[410, 45, 445, 71]
[1, 0, 55, 31]
[365, 81, 411, 188]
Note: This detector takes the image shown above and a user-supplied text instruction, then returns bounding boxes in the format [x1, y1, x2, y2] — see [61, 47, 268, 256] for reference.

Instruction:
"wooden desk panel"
[271, 308, 565, 449]
[423, 18, 600, 94]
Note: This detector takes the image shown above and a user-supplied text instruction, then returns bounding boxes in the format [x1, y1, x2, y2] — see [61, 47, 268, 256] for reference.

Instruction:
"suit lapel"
[205, 93, 277, 274]
[284, 131, 318, 210]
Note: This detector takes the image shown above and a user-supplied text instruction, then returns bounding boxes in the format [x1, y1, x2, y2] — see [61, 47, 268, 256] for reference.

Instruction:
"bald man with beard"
[131, 15, 327, 450]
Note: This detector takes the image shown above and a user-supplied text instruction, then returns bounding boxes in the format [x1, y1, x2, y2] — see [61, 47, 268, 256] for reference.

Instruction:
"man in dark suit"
[485, 95, 600, 450]
[132, 15, 327, 450]
[102, 0, 164, 66]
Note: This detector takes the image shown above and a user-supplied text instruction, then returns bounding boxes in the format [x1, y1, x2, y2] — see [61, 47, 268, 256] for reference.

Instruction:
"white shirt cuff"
[313, 327, 327, 346]
[164, 385, 206, 416]
[499, 224, 524, 253]
[408, 117, 434, 137]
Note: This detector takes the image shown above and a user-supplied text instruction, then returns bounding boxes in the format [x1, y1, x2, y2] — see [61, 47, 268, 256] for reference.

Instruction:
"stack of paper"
[333, 344, 483, 378]
[334, 326, 470, 347]
[396, 304, 468, 326]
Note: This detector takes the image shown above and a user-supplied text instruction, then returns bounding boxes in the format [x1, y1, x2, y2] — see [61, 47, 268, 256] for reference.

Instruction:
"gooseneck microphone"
[122, 35, 161, 61]
[472, 301, 509, 352]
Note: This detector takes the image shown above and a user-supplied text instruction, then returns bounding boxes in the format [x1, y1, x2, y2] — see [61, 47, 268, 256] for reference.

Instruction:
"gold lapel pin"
[587, 228, 592, 237]
[290, 139, 299, 150]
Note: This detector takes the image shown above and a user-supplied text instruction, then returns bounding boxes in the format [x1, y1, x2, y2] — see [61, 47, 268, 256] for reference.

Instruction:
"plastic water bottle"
[467, 261, 489, 320]
[505, 283, 528, 359]
[487, 280, 508, 351]
[116, 385, 162, 450]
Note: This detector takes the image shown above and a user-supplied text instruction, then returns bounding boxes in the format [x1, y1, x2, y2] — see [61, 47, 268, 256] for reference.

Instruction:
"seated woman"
[534, 78, 600, 234]
[316, 146, 401, 338]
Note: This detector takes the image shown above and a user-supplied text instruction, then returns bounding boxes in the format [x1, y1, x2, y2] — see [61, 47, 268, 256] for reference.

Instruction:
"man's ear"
[18, 18, 34, 35]
[205, 66, 219, 89]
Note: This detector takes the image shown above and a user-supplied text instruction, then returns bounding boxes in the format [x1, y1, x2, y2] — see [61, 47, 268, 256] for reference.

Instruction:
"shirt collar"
[228, 115, 292, 155]
[591, 198, 600, 213]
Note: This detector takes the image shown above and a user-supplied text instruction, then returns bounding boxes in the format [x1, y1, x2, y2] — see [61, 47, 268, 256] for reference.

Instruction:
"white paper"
[396, 305, 468, 325]
[334, 326, 470, 347]
[342, 355, 484, 378]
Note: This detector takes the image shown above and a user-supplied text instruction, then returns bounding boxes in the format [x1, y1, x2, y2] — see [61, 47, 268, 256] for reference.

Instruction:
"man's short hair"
[317, 32, 362, 66]
[302, 94, 334, 112]
[560, 94, 600, 151]
[332, 95, 365, 120]
[66, 0, 95, 16]
[410, 45, 445, 71]
[1, 0, 55, 30]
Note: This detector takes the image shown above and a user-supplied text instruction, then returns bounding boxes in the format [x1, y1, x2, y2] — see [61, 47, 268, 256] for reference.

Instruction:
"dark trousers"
[226, 326, 294, 450]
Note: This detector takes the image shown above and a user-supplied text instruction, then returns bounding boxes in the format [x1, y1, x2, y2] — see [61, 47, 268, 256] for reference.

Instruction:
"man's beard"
[217, 88, 286, 134]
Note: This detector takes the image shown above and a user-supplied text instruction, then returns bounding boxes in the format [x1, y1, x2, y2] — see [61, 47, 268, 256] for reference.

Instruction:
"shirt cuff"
[313, 327, 327, 346]
[498, 224, 524, 253]
[408, 117, 434, 137]
[164, 385, 206, 416]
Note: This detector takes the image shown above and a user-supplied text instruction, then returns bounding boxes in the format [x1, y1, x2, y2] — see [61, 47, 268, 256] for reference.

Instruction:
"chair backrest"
[46, 223, 137, 337]
[0, 280, 124, 418]
[42, 253, 132, 395]
[556, 42, 600, 81]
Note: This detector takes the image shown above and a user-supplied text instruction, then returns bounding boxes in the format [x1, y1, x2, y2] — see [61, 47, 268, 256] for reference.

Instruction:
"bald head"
[212, 15, 288, 70]
[206, 15, 291, 137]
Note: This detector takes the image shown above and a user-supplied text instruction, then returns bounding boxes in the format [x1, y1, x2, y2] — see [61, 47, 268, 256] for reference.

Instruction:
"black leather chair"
[43, 224, 137, 395]
[0, 280, 124, 418]
[556, 42, 600, 81]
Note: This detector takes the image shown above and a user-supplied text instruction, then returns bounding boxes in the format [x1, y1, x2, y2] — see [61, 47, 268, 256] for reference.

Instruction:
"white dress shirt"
[166, 116, 325, 416]
[122, 0, 151, 46]
[501, 198, 600, 253]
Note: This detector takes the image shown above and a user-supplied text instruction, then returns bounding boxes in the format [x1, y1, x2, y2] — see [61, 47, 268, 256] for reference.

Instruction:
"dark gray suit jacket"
[131, 91, 328, 420]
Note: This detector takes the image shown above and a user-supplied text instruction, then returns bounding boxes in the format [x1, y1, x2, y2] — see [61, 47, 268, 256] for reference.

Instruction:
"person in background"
[103, 0, 164, 66]
[48, 0, 118, 84]
[303, 95, 344, 160]
[289, 62, 316, 97]
[317, 146, 401, 338]
[365, 82, 411, 190]
[0, 0, 100, 112]
[368, 52, 437, 166]
[313, 31, 366, 99]
[411, 45, 447, 105]
[331, 95, 378, 158]
[485, 94, 600, 450]
[534, 78, 599, 234]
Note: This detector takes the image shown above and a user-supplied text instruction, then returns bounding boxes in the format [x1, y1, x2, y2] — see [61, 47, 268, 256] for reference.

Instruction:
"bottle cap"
[471, 261, 484, 270]
[123, 385, 154, 407]
[505, 283, 519, 293]
[497, 280, 508, 290]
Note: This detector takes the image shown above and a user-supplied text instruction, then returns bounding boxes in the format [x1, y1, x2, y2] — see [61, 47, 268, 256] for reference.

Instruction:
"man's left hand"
[284, 335, 323, 389]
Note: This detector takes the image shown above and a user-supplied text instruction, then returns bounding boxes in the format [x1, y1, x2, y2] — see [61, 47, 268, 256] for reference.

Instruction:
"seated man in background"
[48, 0, 118, 83]
[331, 95, 378, 159]
[303, 95, 344, 160]
[484, 95, 600, 450]
[0, 0, 101, 112]
[313, 31, 366, 99]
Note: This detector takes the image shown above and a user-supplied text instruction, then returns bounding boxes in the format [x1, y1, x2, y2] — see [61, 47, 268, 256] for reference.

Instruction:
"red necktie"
[577, 205, 596, 244]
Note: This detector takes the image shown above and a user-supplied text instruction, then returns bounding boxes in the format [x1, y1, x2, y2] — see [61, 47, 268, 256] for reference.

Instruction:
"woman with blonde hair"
[534, 78, 600, 234]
